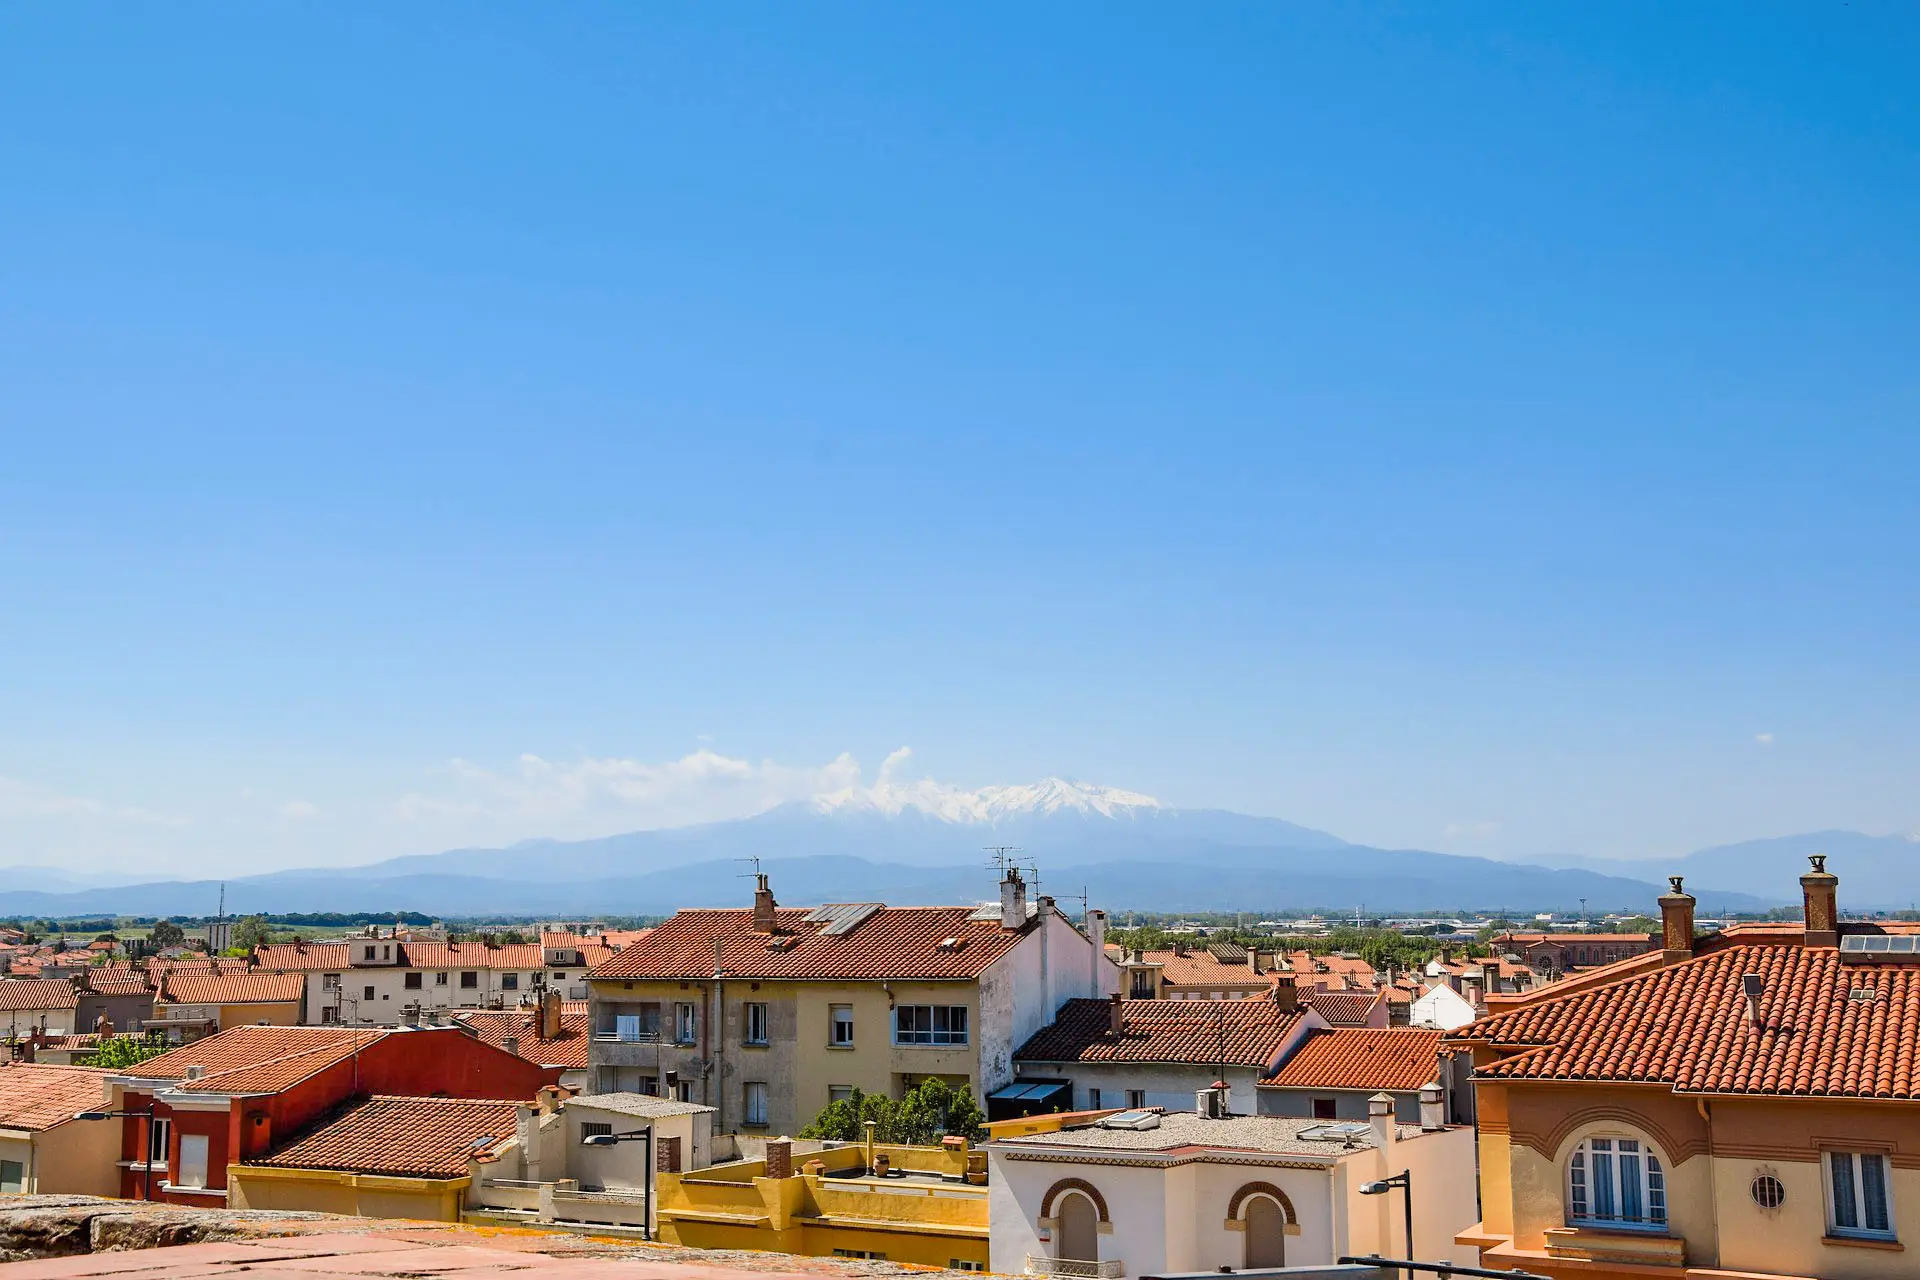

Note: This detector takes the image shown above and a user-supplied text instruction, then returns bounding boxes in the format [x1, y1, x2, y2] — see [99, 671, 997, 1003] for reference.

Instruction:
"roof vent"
[936, 937, 966, 952]
[1098, 1109, 1161, 1131]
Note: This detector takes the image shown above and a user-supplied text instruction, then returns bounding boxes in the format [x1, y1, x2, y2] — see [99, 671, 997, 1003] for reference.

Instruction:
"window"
[0, 1160, 21, 1192]
[435, 972, 448, 986]
[1312, 1098, 1338, 1120]
[148, 1118, 171, 1168]
[830, 1086, 855, 1104]
[744, 1002, 768, 1045]
[1088, 1088, 1102, 1109]
[502, 973, 519, 991]
[1752, 1174, 1786, 1209]
[579, 1121, 614, 1145]
[322, 973, 341, 989]
[615, 1014, 646, 1043]
[1568, 1137, 1666, 1229]
[319, 1006, 339, 1024]
[364, 945, 378, 961]
[1826, 1151, 1894, 1239]
[362, 985, 375, 1001]
[950, 1261, 984, 1272]
[675, 1002, 697, 1044]
[830, 1004, 855, 1047]
[404, 972, 422, 990]
[833, 1250, 886, 1261]
[1131, 972, 1155, 998]
[177, 1134, 210, 1189]
[460, 971, 478, 989]
[553, 973, 567, 982]
[893, 1005, 969, 1046]
[1126, 1089, 1146, 1109]
[744, 1081, 769, 1126]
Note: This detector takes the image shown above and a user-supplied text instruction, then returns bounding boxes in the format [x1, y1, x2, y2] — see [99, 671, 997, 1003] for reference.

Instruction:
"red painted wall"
[115, 1027, 559, 1201]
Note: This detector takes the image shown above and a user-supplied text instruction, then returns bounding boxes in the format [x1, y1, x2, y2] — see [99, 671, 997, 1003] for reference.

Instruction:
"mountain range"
[0, 776, 1898, 919]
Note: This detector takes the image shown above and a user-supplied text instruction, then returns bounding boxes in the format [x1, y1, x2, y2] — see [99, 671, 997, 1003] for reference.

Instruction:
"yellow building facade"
[226, 1163, 469, 1221]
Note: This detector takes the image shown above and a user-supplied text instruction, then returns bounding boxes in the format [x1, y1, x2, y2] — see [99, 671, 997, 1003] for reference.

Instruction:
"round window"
[1751, 1174, 1786, 1209]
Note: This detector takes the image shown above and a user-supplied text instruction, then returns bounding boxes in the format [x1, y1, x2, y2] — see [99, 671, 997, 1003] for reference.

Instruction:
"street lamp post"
[1358, 1170, 1413, 1278]
[74, 1104, 159, 1201]
[581, 1126, 655, 1241]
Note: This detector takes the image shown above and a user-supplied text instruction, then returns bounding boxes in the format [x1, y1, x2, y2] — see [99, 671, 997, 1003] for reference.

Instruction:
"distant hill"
[1537, 829, 1920, 908]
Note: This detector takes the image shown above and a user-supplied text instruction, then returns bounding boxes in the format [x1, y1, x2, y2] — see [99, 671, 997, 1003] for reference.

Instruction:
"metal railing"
[591, 1030, 665, 1043]
[1026, 1257, 1124, 1278]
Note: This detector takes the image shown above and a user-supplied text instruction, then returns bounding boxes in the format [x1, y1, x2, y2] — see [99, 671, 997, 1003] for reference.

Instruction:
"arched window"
[1568, 1136, 1666, 1229]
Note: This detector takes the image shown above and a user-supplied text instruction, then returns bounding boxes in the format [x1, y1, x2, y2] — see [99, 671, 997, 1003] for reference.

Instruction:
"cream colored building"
[587, 872, 1117, 1136]
[0, 1063, 122, 1197]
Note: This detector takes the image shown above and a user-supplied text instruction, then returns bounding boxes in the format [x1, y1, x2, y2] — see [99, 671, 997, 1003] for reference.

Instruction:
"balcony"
[1025, 1257, 1123, 1278]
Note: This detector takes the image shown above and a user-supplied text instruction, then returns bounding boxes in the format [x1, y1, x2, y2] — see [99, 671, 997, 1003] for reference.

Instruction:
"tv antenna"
[735, 855, 765, 880]
[983, 846, 1023, 877]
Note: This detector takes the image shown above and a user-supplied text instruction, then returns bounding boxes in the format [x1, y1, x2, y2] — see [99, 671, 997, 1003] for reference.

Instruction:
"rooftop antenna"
[734, 855, 765, 880]
[1066, 885, 1090, 922]
[1579, 897, 1588, 923]
[984, 846, 1023, 877]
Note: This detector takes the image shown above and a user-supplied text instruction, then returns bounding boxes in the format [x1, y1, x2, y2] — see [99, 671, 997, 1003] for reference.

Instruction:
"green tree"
[797, 1080, 986, 1145]
[232, 916, 274, 951]
[147, 919, 186, 950]
[80, 1036, 170, 1069]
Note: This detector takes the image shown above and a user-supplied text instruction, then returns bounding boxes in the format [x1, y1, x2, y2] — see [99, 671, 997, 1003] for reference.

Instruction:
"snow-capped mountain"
[808, 775, 1163, 823]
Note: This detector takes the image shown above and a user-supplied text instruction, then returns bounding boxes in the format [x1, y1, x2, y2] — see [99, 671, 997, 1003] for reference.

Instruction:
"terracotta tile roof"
[1264, 1029, 1444, 1092]
[158, 971, 305, 1006]
[1455, 941, 1920, 1098]
[253, 943, 353, 972]
[128, 1024, 392, 1091]
[1299, 990, 1383, 1025]
[452, 1003, 589, 1069]
[248, 1094, 519, 1178]
[1492, 933, 1654, 946]
[1286, 951, 1378, 982]
[0, 979, 81, 1011]
[591, 905, 1034, 982]
[1015, 997, 1305, 1067]
[600, 928, 654, 948]
[1136, 950, 1271, 989]
[0, 1062, 111, 1129]
[82, 973, 155, 997]
[149, 957, 256, 977]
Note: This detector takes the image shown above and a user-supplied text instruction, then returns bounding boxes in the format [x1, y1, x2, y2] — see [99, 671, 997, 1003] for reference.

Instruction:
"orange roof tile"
[0, 979, 81, 1011]
[591, 905, 1034, 982]
[253, 943, 353, 972]
[0, 1063, 111, 1129]
[452, 1004, 589, 1070]
[1456, 941, 1920, 1098]
[248, 1094, 519, 1177]
[1016, 997, 1305, 1067]
[158, 971, 304, 1006]
[1264, 1029, 1443, 1092]
[1299, 990, 1383, 1026]
[83, 973, 155, 997]
[128, 1024, 391, 1091]
[1137, 950, 1272, 988]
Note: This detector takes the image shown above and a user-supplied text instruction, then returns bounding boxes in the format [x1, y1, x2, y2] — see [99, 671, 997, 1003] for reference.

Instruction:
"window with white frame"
[744, 1002, 768, 1045]
[744, 1081, 769, 1126]
[148, 1118, 172, 1169]
[675, 1002, 697, 1044]
[830, 1004, 855, 1047]
[1825, 1150, 1894, 1239]
[893, 1004, 968, 1046]
[1568, 1136, 1666, 1229]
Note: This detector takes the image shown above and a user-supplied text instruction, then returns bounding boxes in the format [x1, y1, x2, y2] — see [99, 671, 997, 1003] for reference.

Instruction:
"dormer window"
[1568, 1137, 1666, 1230]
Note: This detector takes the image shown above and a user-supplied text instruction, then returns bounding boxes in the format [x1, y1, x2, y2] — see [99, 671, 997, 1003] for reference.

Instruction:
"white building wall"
[1408, 985, 1476, 1031]
[1019, 1062, 1266, 1116]
[982, 910, 1120, 1097]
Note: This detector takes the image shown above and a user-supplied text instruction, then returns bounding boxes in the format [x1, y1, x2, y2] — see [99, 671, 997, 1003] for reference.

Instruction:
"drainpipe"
[1697, 1097, 1719, 1267]
[710, 937, 724, 1131]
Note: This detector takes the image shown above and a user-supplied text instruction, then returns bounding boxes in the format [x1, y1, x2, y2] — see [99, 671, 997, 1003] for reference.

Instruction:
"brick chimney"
[766, 1138, 792, 1180]
[1659, 876, 1696, 960]
[1107, 992, 1123, 1037]
[1802, 855, 1839, 948]
[1270, 972, 1299, 1013]
[999, 869, 1028, 931]
[541, 989, 563, 1040]
[752, 874, 778, 934]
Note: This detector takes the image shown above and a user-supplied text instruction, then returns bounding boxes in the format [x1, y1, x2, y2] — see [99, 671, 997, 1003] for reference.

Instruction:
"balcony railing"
[1025, 1257, 1123, 1278]
[592, 1030, 664, 1043]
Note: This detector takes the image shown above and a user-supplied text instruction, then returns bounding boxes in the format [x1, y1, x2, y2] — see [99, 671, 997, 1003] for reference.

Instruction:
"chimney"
[1247, 949, 1262, 976]
[1802, 855, 1839, 948]
[766, 1138, 792, 1180]
[1000, 868, 1028, 931]
[541, 990, 563, 1040]
[1368, 1092, 1396, 1152]
[1086, 909, 1108, 997]
[1107, 992, 1124, 1037]
[1742, 973, 1765, 1027]
[1270, 972, 1298, 1013]
[1659, 876, 1696, 959]
[752, 874, 778, 934]
[1419, 1082, 1445, 1131]
[503, 1035, 519, 1059]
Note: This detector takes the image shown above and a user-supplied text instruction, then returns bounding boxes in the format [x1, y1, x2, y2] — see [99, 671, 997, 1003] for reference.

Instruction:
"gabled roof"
[1264, 1029, 1443, 1092]
[1015, 997, 1304, 1067]
[158, 971, 304, 1006]
[82, 973, 154, 997]
[1133, 950, 1271, 988]
[1455, 940, 1920, 1098]
[0, 1063, 110, 1130]
[1299, 990, 1383, 1026]
[452, 1003, 589, 1070]
[590, 905, 1035, 982]
[0, 979, 81, 1012]
[128, 1025, 390, 1092]
[247, 1095, 519, 1178]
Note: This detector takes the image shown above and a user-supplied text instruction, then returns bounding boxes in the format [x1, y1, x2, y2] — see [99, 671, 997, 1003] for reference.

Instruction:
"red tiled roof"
[248, 1094, 519, 1178]
[1264, 1029, 1443, 1092]
[83, 972, 155, 997]
[159, 972, 304, 1006]
[1136, 950, 1272, 989]
[591, 905, 1034, 982]
[1286, 951, 1378, 982]
[1299, 990, 1383, 1026]
[1493, 933, 1654, 945]
[253, 943, 352, 972]
[0, 979, 81, 1011]
[452, 1004, 589, 1069]
[1016, 997, 1304, 1067]
[0, 1063, 111, 1129]
[1456, 941, 1920, 1098]
[128, 1024, 392, 1091]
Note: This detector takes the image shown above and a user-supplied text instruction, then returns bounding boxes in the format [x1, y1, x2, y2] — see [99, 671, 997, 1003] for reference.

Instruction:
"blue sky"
[2, 4, 1916, 877]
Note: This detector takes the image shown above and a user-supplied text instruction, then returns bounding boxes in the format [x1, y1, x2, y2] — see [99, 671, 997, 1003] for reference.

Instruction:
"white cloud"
[392, 747, 864, 840]
[1756, 732, 1775, 745]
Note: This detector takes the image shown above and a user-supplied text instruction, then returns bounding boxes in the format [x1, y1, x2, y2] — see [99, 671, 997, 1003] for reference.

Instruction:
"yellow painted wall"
[227, 1165, 466, 1222]
[215, 1001, 302, 1030]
